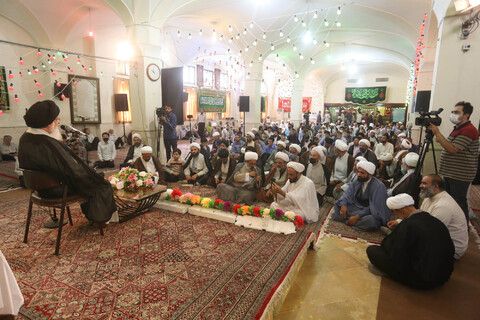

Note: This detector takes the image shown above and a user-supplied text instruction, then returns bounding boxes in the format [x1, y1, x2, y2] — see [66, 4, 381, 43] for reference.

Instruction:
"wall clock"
[146, 63, 160, 82]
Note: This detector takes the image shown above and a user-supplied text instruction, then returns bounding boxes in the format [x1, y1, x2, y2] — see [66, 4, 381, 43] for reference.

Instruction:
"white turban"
[369, 123, 374, 127]
[244, 151, 258, 161]
[212, 132, 220, 137]
[287, 161, 305, 173]
[140, 146, 153, 154]
[190, 142, 200, 150]
[275, 152, 289, 162]
[379, 153, 393, 161]
[397, 133, 406, 138]
[334, 140, 348, 152]
[355, 156, 367, 163]
[212, 122, 217, 127]
[317, 145, 327, 155]
[247, 132, 255, 138]
[330, 123, 335, 126]
[312, 146, 325, 159]
[387, 193, 414, 210]
[402, 139, 412, 149]
[277, 140, 286, 148]
[357, 161, 376, 175]
[404, 152, 419, 168]
[359, 139, 371, 148]
[132, 133, 142, 140]
[251, 128, 258, 132]
[290, 144, 301, 153]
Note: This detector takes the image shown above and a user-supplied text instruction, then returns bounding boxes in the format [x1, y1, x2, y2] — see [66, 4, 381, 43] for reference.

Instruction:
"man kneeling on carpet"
[366, 193, 455, 290]
[184, 143, 209, 185]
[270, 162, 320, 223]
[216, 152, 263, 205]
[333, 161, 391, 231]
[132, 146, 166, 185]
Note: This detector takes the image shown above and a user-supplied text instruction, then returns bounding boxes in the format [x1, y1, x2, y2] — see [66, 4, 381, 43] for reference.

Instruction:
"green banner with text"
[198, 89, 226, 112]
[345, 86, 386, 104]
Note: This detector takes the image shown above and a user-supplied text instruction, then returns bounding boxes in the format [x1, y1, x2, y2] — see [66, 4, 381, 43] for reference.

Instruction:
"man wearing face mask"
[355, 139, 378, 168]
[387, 153, 421, 205]
[94, 132, 116, 169]
[428, 101, 479, 224]
[306, 147, 329, 206]
[18, 100, 117, 224]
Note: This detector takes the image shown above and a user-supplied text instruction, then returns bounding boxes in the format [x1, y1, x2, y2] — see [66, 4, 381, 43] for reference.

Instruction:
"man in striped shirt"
[429, 101, 479, 223]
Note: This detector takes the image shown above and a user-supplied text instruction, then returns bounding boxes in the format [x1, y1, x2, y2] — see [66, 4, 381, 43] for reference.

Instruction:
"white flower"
[166, 189, 173, 196]
[116, 181, 124, 190]
[285, 211, 296, 220]
[139, 171, 147, 177]
[136, 180, 143, 187]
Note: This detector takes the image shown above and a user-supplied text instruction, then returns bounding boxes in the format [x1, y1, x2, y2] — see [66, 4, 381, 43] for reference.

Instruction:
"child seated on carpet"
[164, 149, 186, 182]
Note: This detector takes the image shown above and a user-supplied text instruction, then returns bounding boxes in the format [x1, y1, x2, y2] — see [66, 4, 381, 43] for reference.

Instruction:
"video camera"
[415, 108, 443, 127]
[156, 106, 166, 118]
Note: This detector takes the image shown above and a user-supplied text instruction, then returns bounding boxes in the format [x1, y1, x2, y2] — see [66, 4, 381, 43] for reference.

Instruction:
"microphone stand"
[78, 115, 91, 165]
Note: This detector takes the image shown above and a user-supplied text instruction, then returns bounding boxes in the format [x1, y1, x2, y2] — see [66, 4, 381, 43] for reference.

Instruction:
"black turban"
[218, 149, 229, 158]
[24, 100, 60, 128]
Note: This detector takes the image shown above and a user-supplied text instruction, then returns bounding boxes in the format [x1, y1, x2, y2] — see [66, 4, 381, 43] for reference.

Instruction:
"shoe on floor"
[368, 263, 388, 277]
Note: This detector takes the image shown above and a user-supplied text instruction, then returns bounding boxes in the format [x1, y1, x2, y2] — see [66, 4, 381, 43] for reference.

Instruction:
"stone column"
[290, 79, 305, 127]
[243, 61, 263, 132]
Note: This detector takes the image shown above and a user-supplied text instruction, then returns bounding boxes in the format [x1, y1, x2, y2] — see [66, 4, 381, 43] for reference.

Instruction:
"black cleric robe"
[18, 131, 117, 223]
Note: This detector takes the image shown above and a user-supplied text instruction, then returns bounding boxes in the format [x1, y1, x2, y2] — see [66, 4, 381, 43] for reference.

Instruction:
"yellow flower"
[191, 195, 201, 205]
[201, 198, 212, 207]
[241, 206, 250, 215]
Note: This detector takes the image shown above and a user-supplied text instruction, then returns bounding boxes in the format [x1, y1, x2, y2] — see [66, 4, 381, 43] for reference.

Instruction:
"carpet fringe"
[314, 207, 334, 250]
[259, 233, 314, 320]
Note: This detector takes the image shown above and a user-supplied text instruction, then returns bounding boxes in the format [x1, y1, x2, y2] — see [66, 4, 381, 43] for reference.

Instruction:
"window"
[183, 66, 195, 85]
[204, 70, 213, 88]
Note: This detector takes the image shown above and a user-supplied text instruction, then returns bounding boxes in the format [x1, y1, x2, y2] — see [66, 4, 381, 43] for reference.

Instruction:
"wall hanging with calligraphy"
[0, 66, 10, 111]
[198, 89, 226, 112]
[345, 86, 386, 104]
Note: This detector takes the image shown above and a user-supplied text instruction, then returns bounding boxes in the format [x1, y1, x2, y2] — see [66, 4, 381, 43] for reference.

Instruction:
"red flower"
[171, 189, 182, 199]
[233, 204, 241, 214]
[294, 216, 304, 228]
[253, 207, 261, 217]
[214, 199, 224, 206]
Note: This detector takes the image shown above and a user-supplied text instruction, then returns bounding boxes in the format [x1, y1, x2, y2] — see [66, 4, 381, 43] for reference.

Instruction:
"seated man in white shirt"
[184, 143, 209, 185]
[271, 162, 320, 223]
[375, 133, 394, 159]
[387, 174, 468, 259]
[94, 132, 116, 168]
[306, 146, 328, 206]
[329, 140, 355, 198]
[132, 146, 166, 185]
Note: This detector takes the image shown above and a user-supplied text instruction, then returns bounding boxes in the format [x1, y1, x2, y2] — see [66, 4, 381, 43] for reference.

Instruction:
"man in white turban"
[132, 146, 165, 184]
[217, 152, 263, 204]
[333, 156, 368, 200]
[184, 143, 209, 185]
[329, 139, 355, 198]
[289, 143, 301, 162]
[121, 133, 143, 168]
[355, 138, 378, 168]
[264, 140, 289, 171]
[366, 193, 455, 290]
[386, 152, 421, 204]
[257, 151, 289, 203]
[306, 146, 328, 205]
[333, 161, 392, 231]
[245, 132, 261, 155]
[271, 162, 320, 223]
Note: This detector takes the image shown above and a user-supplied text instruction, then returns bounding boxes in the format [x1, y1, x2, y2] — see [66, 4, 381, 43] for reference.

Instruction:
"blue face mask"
[289, 153, 296, 160]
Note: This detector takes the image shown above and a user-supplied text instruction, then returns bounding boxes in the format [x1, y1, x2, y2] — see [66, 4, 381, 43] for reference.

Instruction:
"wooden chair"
[22, 169, 103, 255]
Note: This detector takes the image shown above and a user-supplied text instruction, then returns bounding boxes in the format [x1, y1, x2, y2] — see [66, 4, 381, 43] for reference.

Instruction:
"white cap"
[387, 193, 414, 210]
[397, 132, 406, 138]
[359, 139, 371, 148]
[190, 142, 200, 150]
[404, 152, 419, 168]
[277, 140, 286, 148]
[290, 144, 301, 153]
[355, 156, 367, 163]
[357, 161, 376, 175]
[245, 152, 258, 161]
[311, 146, 325, 159]
[402, 139, 412, 149]
[379, 153, 393, 161]
[287, 161, 305, 173]
[247, 132, 255, 138]
[275, 152, 289, 162]
[132, 133, 142, 140]
[140, 146, 153, 154]
[334, 140, 348, 152]
[213, 132, 220, 137]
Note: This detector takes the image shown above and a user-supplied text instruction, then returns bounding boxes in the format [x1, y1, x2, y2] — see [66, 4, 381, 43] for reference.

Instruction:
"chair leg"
[23, 197, 34, 243]
[55, 205, 66, 256]
[66, 206, 73, 226]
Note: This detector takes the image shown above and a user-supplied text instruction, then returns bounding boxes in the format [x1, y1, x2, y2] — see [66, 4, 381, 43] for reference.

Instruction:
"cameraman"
[428, 101, 479, 223]
[160, 105, 178, 161]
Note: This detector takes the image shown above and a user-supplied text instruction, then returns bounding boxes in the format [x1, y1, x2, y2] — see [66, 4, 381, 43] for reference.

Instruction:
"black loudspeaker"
[161, 67, 184, 125]
[183, 92, 189, 102]
[114, 93, 129, 111]
[415, 90, 431, 113]
[239, 96, 250, 112]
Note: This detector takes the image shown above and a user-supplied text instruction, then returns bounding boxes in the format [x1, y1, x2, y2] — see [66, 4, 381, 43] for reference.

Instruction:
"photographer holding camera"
[160, 105, 178, 161]
[428, 101, 479, 224]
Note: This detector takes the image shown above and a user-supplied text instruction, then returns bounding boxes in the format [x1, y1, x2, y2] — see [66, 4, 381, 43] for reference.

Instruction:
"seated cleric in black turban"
[18, 100, 117, 224]
[24, 100, 60, 128]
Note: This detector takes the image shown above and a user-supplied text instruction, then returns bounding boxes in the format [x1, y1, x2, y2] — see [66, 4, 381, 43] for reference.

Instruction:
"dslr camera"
[415, 108, 443, 127]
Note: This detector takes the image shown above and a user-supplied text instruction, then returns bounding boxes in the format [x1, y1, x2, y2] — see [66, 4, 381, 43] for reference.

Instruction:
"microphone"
[61, 125, 86, 135]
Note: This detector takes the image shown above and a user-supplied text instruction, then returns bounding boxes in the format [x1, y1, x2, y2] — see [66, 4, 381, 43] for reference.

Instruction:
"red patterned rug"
[321, 207, 385, 244]
[0, 197, 328, 319]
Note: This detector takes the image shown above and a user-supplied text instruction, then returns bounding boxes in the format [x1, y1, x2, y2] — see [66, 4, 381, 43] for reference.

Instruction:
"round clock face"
[146, 63, 160, 81]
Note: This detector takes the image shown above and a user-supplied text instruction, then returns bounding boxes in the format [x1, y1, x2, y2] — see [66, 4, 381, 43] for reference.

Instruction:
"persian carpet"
[320, 206, 385, 244]
[0, 197, 327, 319]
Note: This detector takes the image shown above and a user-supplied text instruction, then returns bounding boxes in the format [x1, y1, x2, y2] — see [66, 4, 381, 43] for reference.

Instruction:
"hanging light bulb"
[188, 33, 192, 39]
[303, 29, 312, 44]
[38, 90, 43, 98]
[37, 49, 42, 56]
[199, 29, 203, 35]
[313, 11, 318, 19]
[249, 61, 253, 67]
[220, 34, 224, 41]
[42, 63, 46, 68]
[33, 67, 38, 74]
[313, 38, 318, 45]
[302, 20, 306, 27]
[246, 72, 250, 79]
[324, 19, 329, 26]
[236, 33, 240, 39]
[176, 30, 180, 38]
[8, 71, 13, 79]
[299, 53, 304, 60]
[293, 44, 297, 51]
[336, 22, 341, 27]
[295, 71, 299, 78]
[263, 32, 267, 39]
[276, 54, 279, 61]
[77, 55, 81, 63]
[34, 79, 40, 87]
[324, 41, 330, 47]
[287, 36, 291, 43]
[271, 43, 275, 50]
[51, 69, 56, 76]
[19, 57, 24, 65]
[27, 69, 31, 75]
[8, 83, 14, 91]
[249, 22, 254, 28]
[48, 54, 54, 61]
[258, 54, 263, 61]
[245, 45, 249, 52]
[14, 94, 19, 103]
[253, 39, 257, 46]
[228, 25, 232, 32]
[229, 37, 233, 43]
[19, 72, 23, 78]
[243, 28, 247, 35]
[337, 6, 342, 15]
[310, 58, 315, 64]
[294, 15, 298, 22]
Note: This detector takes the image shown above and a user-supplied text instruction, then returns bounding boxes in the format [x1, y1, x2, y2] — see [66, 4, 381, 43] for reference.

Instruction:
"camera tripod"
[409, 126, 438, 193]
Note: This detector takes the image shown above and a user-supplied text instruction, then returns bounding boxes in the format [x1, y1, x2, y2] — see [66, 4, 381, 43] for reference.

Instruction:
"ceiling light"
[336, 22, 341, 27]
[303, 30, 312, 44]
[228, 25, 233, 32]
[287, 36, 291, 43]
[263, 32, 267, 39]
[311, 58, 315, 64]
[313, 11, 318, 19]
[245, 46, 249, 51]
[337, 6, 342, 15]
[294, 15, 298, 22]
[271, 43, 275, 50]
[299, 53, 304, 60]
[280, 30, 284, 36]
[324, 19, 329, 27]
[293, 44, 297, 51]
[302, 20, 306, 27]
[259, 54, 263, 61]
[199, 29, 203, 35]
[243, 28, 247, 35]
[313, 39, 318, 45]
[250, 22, 254, 28]
[253, 39, 257, 46]
[324, 41, 330, 47]
[236, 33, 240, 39]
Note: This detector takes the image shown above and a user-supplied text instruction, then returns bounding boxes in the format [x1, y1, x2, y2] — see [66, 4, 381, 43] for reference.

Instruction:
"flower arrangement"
[109, 167, 154, 192]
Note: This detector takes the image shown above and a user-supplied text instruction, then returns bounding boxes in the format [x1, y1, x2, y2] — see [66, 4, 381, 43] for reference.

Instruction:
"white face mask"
[450, 113, 462, 125]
